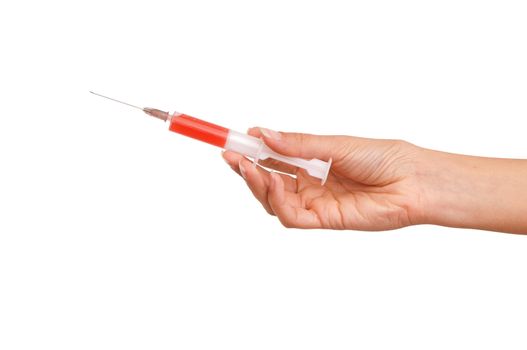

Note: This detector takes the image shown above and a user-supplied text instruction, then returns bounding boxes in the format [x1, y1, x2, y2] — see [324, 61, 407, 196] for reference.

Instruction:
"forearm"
[416, 149, 527, 234]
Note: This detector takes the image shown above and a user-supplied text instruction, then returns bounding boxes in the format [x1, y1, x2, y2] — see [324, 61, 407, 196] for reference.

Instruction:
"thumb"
[252, 127, 349, 160]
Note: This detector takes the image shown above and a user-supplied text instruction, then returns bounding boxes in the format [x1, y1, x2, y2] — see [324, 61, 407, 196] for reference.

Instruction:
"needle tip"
[89, 91, 143, 110]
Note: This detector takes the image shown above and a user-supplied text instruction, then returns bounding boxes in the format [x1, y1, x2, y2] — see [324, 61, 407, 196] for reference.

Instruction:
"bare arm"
[417, 150, 527, 234]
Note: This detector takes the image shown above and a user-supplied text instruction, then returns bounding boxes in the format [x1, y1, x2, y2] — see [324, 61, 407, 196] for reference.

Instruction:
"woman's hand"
[223, 127, 527, 233]
[222, 128, 426, 230]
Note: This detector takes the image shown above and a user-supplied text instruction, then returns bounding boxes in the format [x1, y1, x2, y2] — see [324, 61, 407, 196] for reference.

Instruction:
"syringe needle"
[90, 91, 171, 121]
[89, 91, 144, 110]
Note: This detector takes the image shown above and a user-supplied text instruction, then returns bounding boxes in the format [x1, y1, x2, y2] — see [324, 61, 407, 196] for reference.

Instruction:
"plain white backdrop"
[1, 0, 526, 349]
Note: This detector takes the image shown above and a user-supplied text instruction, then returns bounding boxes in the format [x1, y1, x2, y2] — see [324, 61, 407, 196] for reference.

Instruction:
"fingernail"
[238, 160, 247, 179]
[259, 127, 282, 141]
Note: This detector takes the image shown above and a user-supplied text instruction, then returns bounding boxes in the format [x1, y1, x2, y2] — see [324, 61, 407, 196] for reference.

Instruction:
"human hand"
[222, 128, 425, 230]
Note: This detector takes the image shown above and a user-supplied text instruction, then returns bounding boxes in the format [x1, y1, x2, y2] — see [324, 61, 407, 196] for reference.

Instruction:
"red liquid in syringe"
[168, 114, 229, 148]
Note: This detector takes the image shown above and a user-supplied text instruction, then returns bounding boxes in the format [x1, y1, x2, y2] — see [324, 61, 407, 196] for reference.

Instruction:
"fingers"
[268, 172, 322, 229]
[222, 150, 323, 229]
[246, 127, 299, 174]
[222, 151, 298, 216]
[223, 150, 297, 190]
[249, 126, 348, 161]
[239, 158, 275, 215]
[222, 150, 243, 176]
[222, 151, 273, 214]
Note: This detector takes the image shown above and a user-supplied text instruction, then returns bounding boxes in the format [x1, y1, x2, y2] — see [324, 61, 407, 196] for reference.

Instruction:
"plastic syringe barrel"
[168, 113, 332, 185]
[169, 113, 229, 148]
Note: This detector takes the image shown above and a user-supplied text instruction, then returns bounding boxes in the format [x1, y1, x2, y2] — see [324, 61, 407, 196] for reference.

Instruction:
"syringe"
[90, 92, 332, 184]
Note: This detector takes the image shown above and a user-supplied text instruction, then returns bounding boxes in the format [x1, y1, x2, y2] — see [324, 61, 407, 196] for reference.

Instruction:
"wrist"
[412, 148, 527, 233]
[412, 148, 485, 229]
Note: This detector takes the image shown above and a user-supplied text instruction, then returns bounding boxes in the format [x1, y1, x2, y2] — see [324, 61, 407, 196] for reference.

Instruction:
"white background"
[1, 0, 526, 349]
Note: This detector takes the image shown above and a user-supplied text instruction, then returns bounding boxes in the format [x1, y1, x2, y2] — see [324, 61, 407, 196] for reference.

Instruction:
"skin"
[222, 128, 527, 234]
